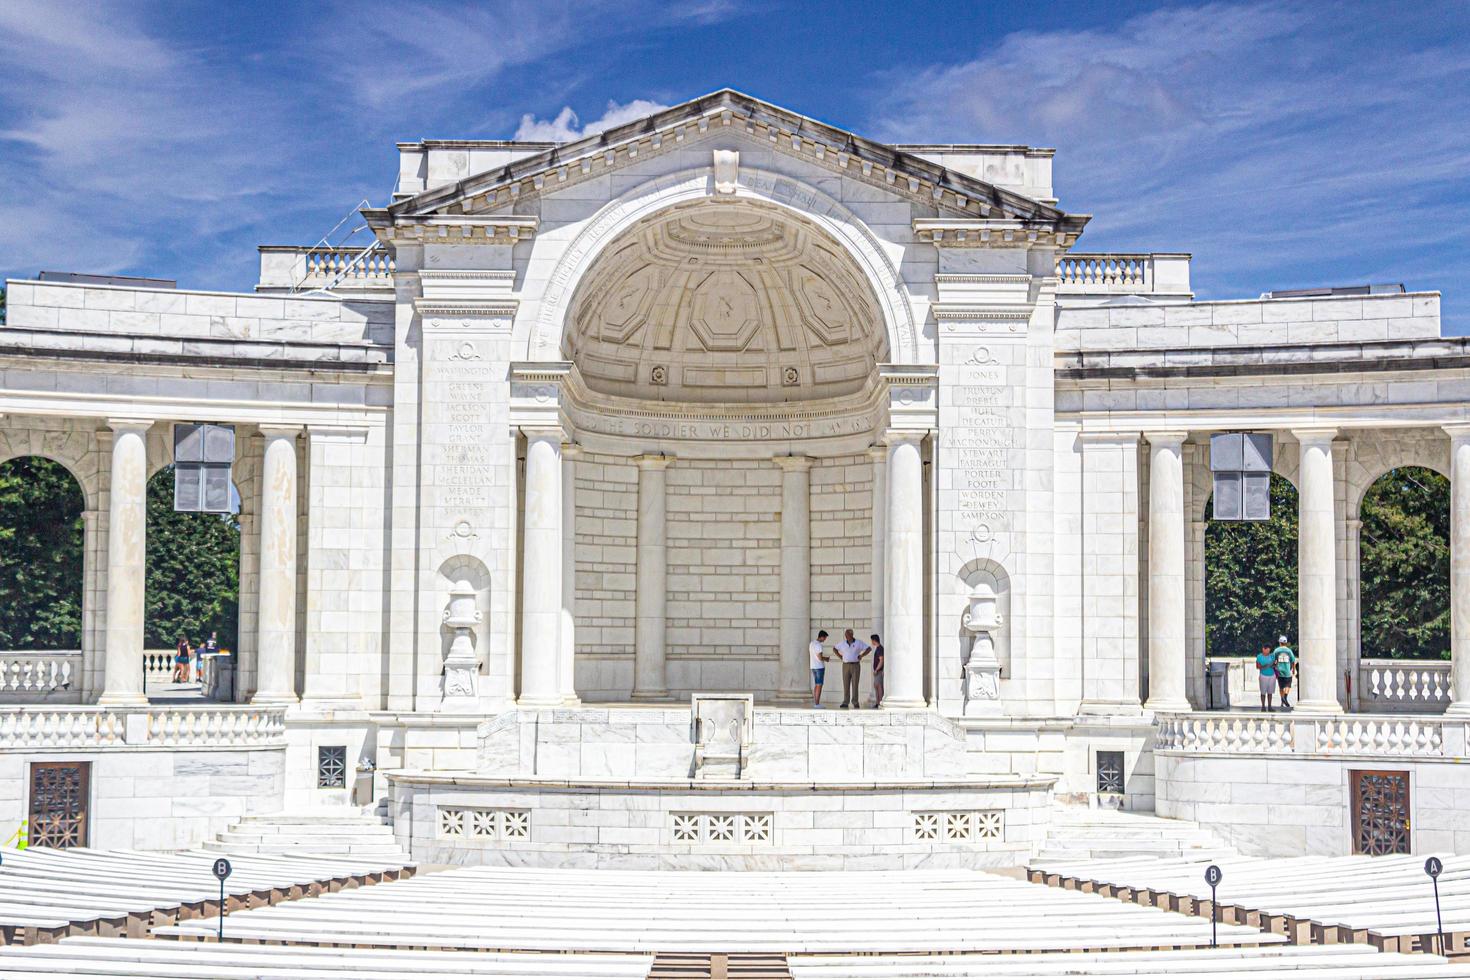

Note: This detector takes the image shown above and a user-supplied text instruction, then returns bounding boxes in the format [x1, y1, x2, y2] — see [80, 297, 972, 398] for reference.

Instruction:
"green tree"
[145, 466, 240, 650]
[1204, 473, 1299, 657]
[0, 457, 85, 648]
[1359, 466, 1449, 660]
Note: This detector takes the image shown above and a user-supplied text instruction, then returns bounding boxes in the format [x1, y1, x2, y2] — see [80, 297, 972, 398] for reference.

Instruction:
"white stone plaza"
[1, 89, 1469, 879]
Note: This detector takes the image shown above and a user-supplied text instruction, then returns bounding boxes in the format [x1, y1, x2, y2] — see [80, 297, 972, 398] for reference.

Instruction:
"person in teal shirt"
[1272, 636, 1297, 710]
[1255, 645, 1278, 711]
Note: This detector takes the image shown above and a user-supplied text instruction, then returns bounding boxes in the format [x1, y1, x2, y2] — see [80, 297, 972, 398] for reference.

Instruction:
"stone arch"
[1344, 432, 1450, 521]
[528, 167, 919, 365]
[0, 424, 102, 513]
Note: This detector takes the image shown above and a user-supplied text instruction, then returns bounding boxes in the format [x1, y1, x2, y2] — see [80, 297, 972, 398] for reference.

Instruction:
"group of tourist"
[1255, 635, 1298, 711]
[172, 632, 220, 684]
[808, 629, 885, 709]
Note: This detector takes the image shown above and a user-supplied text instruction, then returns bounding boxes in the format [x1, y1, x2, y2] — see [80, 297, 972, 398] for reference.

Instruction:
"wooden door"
[1350, 769, 1410, 855]
[28, 761, 90, 848]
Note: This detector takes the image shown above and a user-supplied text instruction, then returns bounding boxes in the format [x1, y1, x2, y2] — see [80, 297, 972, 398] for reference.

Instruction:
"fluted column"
[1294, 427, 1342, 713]
[775, 455, 813, 701]
[560, 444, 581, 706]
[868, 445, 887, 640]
[883, 433, 926, 709]
[252, 426, 301, 704]
[518, 428, 563, 707]
[99, 419, 150, 706]
[1445, 426, 1470, 715]
[1144, 431, 1190, 712]
[632, 454, 671, 700]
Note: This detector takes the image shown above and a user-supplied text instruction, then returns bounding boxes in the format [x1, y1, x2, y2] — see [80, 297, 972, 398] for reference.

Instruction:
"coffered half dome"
[565, 200, 887, 403]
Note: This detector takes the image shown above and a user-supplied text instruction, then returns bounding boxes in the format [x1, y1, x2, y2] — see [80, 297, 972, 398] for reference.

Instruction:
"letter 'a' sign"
[174, 423, 235, 513]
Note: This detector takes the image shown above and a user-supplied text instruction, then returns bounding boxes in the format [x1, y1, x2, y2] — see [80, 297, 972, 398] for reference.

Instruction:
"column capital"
[105, 417, 153, 434]
[634, 452, 673, 470]
[562, 441, 585, 461]
[883, 429, 926, 448]
[1442, 423, 1470, 441]
[521, 424, 565, 442]
[1077, 429, 1142, 447]
[866, 444, 887, 463]
[1290, 426, 1339, 446]
[773, 454, 813, 472]
[258, 424, 303, 440]
[1143, 430, 1188, 448]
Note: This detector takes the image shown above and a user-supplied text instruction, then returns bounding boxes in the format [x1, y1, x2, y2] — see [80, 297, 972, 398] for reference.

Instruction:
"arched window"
[1360, 466, 1449, 660]
[1204, 473, 1298, 657]
[0, 457, 85, 649]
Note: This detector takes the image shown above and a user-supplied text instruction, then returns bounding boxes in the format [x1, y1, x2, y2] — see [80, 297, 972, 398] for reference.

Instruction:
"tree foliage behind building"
[1358, 466, 1449, 660]
[145, 466, 239, 650]
[1205, 473, 1300, 657]
[0, 457, 85, 648]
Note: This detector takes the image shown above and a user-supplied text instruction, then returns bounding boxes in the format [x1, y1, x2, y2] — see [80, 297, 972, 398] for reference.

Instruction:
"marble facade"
[3, 90, 1470, 861]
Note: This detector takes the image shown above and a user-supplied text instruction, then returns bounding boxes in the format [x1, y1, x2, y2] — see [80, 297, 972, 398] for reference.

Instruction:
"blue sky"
[2, 1, 1468, 329]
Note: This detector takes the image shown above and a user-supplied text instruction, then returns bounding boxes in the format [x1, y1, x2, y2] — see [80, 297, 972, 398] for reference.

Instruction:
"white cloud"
[872, 2, 1470, 314]
[514, 99, 671, 142]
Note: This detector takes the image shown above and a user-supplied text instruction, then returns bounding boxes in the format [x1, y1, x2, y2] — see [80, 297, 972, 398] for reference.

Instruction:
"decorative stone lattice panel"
[912, 810, 1003, 844]
[438, 807, 531, 842]
[671, 811, 773, 845]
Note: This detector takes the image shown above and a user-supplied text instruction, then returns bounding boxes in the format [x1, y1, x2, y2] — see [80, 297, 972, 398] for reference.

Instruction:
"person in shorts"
[172, 635, 192, 684]
[1255, 644, 1277, 711]
[1273, 636, 1297, 709]
[809, 630, 830, 708]
[870, 634, 885, 708]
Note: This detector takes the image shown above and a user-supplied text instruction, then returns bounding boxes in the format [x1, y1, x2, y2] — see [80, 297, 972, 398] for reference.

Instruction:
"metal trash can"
[1206, 660, 1231, 709]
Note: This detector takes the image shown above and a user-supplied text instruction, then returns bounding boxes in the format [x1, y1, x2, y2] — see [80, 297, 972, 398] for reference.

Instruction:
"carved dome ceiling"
[566, 202, 886, 403]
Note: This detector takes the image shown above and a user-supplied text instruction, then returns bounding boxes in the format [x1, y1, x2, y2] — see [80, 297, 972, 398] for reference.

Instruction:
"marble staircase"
[1032, 805, 1229, 864]
[202, 810, 410, 861]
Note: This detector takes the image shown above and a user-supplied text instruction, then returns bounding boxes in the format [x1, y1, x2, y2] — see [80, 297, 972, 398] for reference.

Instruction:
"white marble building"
[2, 91, 1468, 865]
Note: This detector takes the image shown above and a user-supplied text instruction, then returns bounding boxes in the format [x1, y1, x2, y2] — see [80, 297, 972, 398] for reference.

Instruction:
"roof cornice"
[379, 89, 1087, 238]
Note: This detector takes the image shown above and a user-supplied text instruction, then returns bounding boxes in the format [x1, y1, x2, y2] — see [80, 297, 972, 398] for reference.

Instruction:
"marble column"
[518, 428, 563, 707]
[632, 454, 671, 700]
[1144, 431, 1190, 713]
[868, 445, 887, 641]
[99, 419, 150, 706]
[1445, 426, 1470, 715]
[252, 426, 300, 704]
[775, 455, 813, 701]
[560, 444, 581, 706]
[1294, 427, 1342, 713]
[883, 433, 926, 709]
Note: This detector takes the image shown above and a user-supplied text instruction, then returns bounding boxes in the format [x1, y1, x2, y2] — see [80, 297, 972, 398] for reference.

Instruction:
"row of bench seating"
[1031, 852, 1470, 954]
[0, 846, 413, 946]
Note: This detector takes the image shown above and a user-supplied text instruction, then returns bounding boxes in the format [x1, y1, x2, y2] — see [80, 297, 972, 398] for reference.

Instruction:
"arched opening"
[1359, 465, 1449, 660]
[144, 465, 240, 692]
[1204, 473, 1299, 657]
[0, 457, 85, 651]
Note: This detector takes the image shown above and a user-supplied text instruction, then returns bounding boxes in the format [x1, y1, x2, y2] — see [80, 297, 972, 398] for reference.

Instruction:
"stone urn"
[961, 587, 1003, 716]
[441, 580, 482, 710]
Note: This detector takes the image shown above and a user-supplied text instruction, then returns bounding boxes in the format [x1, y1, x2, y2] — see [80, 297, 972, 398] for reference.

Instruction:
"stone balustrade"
[142, 649, 175, 683]
[1055, 252, 1192, 297]
[1155, 711, 1458, 759]
[257, 244, 395, 292]
[0, 651, 83, 702]
[0, 704, 286, 750]
[1357, 658, 1451, 712]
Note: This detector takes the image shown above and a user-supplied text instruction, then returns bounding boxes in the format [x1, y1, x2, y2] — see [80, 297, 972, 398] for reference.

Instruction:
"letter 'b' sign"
[1205, 864, 1223, 887]
[213, 857, 232, 881]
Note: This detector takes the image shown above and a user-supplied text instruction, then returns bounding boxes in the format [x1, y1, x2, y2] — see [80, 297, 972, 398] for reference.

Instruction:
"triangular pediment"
[373, 89, 1086, 237]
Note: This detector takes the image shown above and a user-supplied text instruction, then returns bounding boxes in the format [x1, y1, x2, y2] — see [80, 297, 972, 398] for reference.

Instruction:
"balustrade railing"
[1055, 252, 1192, 297]
[1357, 659, 1451, 712]
[1156, 711, 1458, 759]
[257, 244, 395, 292]
[0, 652, 83, 702]
[0, 704, 286, 750]
[143, 650, 175, 683]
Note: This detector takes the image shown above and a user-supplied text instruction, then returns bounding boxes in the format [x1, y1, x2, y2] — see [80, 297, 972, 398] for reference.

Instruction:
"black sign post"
[211, 857, 232, 942]
[1426, 856, 1445, 956]
[1204, 864, 1224, 949]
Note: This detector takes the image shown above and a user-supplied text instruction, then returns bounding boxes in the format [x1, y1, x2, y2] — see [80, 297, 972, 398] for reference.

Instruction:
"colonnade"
[516, 429, 928, 707]
[95, 420, 300, 706]
[1146, 426, 1470, 715]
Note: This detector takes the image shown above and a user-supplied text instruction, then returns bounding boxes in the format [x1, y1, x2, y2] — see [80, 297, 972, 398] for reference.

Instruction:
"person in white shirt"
[809, 630, 831, 708]
[835, 629, 871, 709]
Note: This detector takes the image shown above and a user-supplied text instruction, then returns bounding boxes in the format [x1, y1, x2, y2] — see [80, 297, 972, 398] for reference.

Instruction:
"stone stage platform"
[386, 704, 1055, 869]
